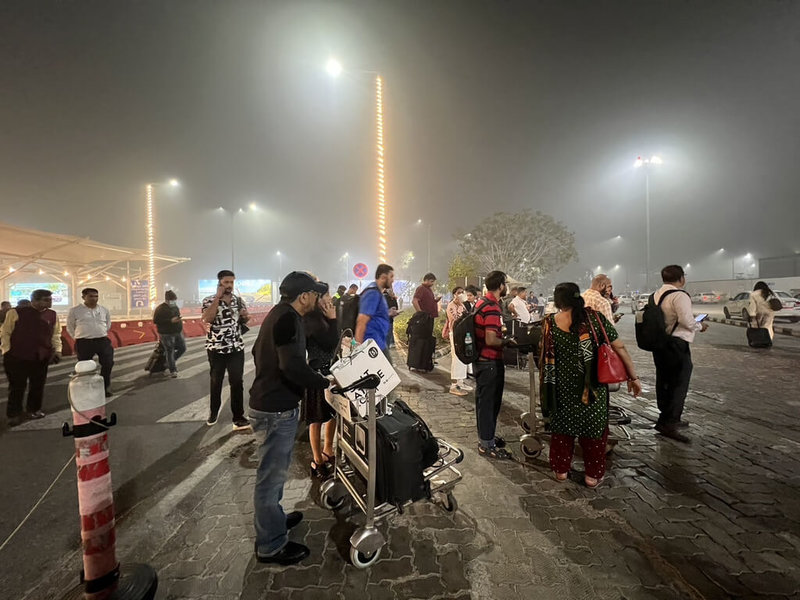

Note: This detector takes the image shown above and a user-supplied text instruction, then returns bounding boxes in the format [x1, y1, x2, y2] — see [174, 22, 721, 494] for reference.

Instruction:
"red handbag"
[587, 311, 628, 384]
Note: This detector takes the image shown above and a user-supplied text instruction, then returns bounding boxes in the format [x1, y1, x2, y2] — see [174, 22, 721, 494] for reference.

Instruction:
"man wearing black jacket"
[249, 271, 330, 566]
[152, 290, 185, 377]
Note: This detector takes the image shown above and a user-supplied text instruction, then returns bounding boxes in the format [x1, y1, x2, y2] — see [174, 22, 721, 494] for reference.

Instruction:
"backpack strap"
[655, 289, 691, 335]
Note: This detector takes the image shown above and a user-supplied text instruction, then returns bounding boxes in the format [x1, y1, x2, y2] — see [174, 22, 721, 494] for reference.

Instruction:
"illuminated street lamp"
[633, 155, 663, 289]
[326, 58, 388, 264]
[145, 178, 180, 306]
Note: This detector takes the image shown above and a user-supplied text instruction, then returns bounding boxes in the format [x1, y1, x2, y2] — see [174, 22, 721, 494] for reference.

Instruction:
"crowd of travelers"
[0, 260, 785, 568]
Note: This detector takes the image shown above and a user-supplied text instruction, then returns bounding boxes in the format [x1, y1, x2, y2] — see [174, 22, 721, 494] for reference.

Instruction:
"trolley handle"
[331, 373, 381, 395]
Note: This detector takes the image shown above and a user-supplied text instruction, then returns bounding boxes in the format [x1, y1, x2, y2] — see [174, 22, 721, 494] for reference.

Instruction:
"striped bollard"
[62, 360, 157, 600]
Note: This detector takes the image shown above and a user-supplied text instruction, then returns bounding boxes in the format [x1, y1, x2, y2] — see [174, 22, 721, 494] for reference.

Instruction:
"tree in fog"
[456, 210, 578, 283]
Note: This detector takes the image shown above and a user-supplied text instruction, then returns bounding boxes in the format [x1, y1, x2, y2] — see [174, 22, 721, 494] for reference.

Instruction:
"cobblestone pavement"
[30, 320, 800, 599]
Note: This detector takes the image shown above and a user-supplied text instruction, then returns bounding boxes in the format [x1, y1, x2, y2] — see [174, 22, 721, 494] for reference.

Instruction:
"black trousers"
[474, 359, 505, 447]
[3, 354, 49, 417]
[208, 350, 245, 421]
[75, 337, 114, 391]
[653, 338, 693, 426]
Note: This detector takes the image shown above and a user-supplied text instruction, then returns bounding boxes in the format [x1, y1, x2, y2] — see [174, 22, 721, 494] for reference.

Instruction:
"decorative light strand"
[146, 184, 156, 306]
[376, 75, 387, 264]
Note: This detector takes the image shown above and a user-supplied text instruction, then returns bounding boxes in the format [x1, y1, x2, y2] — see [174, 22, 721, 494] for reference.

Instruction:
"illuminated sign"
[198, 279, 273, 304]
[9, 282, 70, 306]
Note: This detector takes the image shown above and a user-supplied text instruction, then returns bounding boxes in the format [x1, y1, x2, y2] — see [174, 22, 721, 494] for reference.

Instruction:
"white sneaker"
[458, 380, 473, 391]
[449, 385, 468, 397]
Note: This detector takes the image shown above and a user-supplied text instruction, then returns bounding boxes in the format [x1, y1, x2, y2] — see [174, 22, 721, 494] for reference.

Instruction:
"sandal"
[321, 451, 335, 465]
[310, 461, 330, 479]
[478, 446, 512, 460]
[554, 472, 568, 482]
[584, 476, 604, 488]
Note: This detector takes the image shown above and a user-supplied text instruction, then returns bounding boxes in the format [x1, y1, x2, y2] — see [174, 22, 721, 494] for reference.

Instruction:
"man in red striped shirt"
[473, 270, 513, 459]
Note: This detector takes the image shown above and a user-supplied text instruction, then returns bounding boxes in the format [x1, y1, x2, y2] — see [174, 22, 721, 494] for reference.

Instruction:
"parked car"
[543, 296, 556, 316]
[723, 290, 800, 323]
[632, 293, 653, 313]
[691, 291, 722, 304]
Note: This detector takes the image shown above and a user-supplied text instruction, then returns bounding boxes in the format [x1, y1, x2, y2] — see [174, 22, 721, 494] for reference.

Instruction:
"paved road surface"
[2, 318, 800, 599]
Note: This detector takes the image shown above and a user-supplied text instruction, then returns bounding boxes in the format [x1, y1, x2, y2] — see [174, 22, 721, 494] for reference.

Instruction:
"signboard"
[130, 279, 149, 308]
[353, 263, 369, 280]
[328, 339, 400, 420]
[9, 282, 70, 306]
[197, 279, 273, 304]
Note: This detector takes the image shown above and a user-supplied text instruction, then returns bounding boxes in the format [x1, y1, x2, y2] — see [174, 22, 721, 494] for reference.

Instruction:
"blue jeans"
[160, 333, 186, 373]
[250, 406, 300, 556]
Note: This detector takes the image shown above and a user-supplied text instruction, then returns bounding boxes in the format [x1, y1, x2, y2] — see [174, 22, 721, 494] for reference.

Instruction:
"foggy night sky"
[1, 0, 799, 295]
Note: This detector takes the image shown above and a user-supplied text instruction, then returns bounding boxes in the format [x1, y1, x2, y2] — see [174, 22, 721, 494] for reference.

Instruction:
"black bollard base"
[62, 563, 157, 600]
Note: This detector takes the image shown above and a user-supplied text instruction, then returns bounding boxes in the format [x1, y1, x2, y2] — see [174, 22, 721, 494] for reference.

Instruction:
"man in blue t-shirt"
[355, 264, 396, 353]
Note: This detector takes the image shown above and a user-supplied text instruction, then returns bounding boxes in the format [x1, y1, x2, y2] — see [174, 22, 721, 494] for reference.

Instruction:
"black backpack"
[452, 300, 491, 364]
[339, 286, 383, 335]
[635, 289, 689, 351]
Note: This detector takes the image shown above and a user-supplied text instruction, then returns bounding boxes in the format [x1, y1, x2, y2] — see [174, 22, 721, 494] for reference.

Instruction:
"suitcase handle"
[331, 373, 381, 395]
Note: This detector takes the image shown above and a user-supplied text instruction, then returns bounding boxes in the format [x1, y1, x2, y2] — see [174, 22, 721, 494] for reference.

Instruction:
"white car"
[723, 290, 800, 323]
[543, 296, 556, 316]
[691, 291, 722, 304]
[631, 293, 653, 313]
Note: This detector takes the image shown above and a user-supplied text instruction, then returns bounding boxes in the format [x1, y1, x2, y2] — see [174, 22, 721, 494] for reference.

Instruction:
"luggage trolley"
[517, 340, 633, 459]
[320, 374, 465, 569]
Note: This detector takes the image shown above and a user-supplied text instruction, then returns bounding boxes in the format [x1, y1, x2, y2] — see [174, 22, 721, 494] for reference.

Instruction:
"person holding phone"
[202, 269, 251, 430]
[153, 289, 186, 377]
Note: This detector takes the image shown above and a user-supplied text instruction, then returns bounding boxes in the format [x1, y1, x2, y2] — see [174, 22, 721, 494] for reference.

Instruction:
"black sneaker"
[206, 413, 219, 427]
[232, 418, 251, 431]
[255, 541, 310, 565]
[7, 415, 24, 427]
[286, 511, 303, 530]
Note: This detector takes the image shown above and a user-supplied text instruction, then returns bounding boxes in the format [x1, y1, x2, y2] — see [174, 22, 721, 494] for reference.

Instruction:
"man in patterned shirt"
[582, 274, 614, 323]
[202, 269, 251, 430]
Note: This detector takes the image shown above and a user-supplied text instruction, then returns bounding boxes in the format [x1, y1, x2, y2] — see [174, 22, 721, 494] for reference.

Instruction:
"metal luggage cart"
[519, 351, 633, 459]
[320, 374, 465, 569]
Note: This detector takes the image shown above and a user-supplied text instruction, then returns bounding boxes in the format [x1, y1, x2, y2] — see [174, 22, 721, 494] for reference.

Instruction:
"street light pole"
[634, 156, 661, 290]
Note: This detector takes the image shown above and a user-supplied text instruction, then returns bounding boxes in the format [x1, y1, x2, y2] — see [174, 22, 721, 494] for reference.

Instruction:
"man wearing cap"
[249, 271, 330, 566]
[1, 289, 62, 426]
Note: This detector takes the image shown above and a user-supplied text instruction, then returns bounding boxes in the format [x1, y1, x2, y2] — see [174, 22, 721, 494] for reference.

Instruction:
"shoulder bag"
[587, 310, 628, 384]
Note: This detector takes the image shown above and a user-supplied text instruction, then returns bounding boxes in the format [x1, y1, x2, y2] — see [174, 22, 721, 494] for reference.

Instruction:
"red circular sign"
[353, 263, 369, 279]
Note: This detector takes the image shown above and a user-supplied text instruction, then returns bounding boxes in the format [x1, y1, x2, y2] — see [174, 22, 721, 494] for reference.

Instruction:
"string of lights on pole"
[376, 75, 387, 264]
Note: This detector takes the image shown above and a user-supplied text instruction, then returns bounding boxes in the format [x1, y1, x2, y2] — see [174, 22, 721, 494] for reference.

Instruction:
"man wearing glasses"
[249, 271, 331, 566]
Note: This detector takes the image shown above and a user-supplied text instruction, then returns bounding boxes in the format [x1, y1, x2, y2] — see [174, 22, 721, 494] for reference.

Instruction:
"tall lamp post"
[633, 156, 662, 290]
[326, 58, 388, 264]
[217, 203, 258, 271]
[145, 178, 180, 307]
[276, 250, 283, 281]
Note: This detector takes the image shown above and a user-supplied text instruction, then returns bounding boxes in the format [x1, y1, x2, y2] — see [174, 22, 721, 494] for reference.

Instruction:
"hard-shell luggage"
[406, 334, 435, 371]
[144, 342, 167, 374]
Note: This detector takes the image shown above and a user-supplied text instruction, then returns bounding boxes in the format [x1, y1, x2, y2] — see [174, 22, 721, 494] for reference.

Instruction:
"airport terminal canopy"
[0, 221, 189, 312]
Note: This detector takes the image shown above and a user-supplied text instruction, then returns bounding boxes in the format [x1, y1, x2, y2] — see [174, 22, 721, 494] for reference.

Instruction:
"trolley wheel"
[320, 479, 348, 511]
[350, 544, 382, 569]
[520, 434, 543, 459]
[435, 490, 458, 513]
[605, 439, 619, 455]
[520, 412, 535, 434]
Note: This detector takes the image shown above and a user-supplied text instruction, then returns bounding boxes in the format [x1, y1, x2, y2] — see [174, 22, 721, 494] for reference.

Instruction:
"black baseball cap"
[279, 271, 329, 298]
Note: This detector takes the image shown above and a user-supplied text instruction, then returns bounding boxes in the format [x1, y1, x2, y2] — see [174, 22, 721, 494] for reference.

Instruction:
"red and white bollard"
[62, 360, 157, 600]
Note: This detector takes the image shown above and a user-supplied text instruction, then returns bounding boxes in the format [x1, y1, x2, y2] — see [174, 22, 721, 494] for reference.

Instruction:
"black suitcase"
[406, 334, 435, 371]
[746, 326, 772, 348]
[375, 407, 433, 508]
[144, 342, 167, 374]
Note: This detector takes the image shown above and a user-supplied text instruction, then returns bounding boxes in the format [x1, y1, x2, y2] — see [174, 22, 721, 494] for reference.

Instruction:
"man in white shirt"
[582, 275, 614, 323]
[651, 265, 708, 443]
[509, 287, 532, 324]
[67, 288, 114, 397]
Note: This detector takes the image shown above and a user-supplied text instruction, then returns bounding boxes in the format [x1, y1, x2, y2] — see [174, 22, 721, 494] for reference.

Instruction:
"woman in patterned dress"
[540, 283, 642, 487]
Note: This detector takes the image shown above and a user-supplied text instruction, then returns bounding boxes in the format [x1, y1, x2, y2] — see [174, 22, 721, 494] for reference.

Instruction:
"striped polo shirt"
[474, 292, 503, 360]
